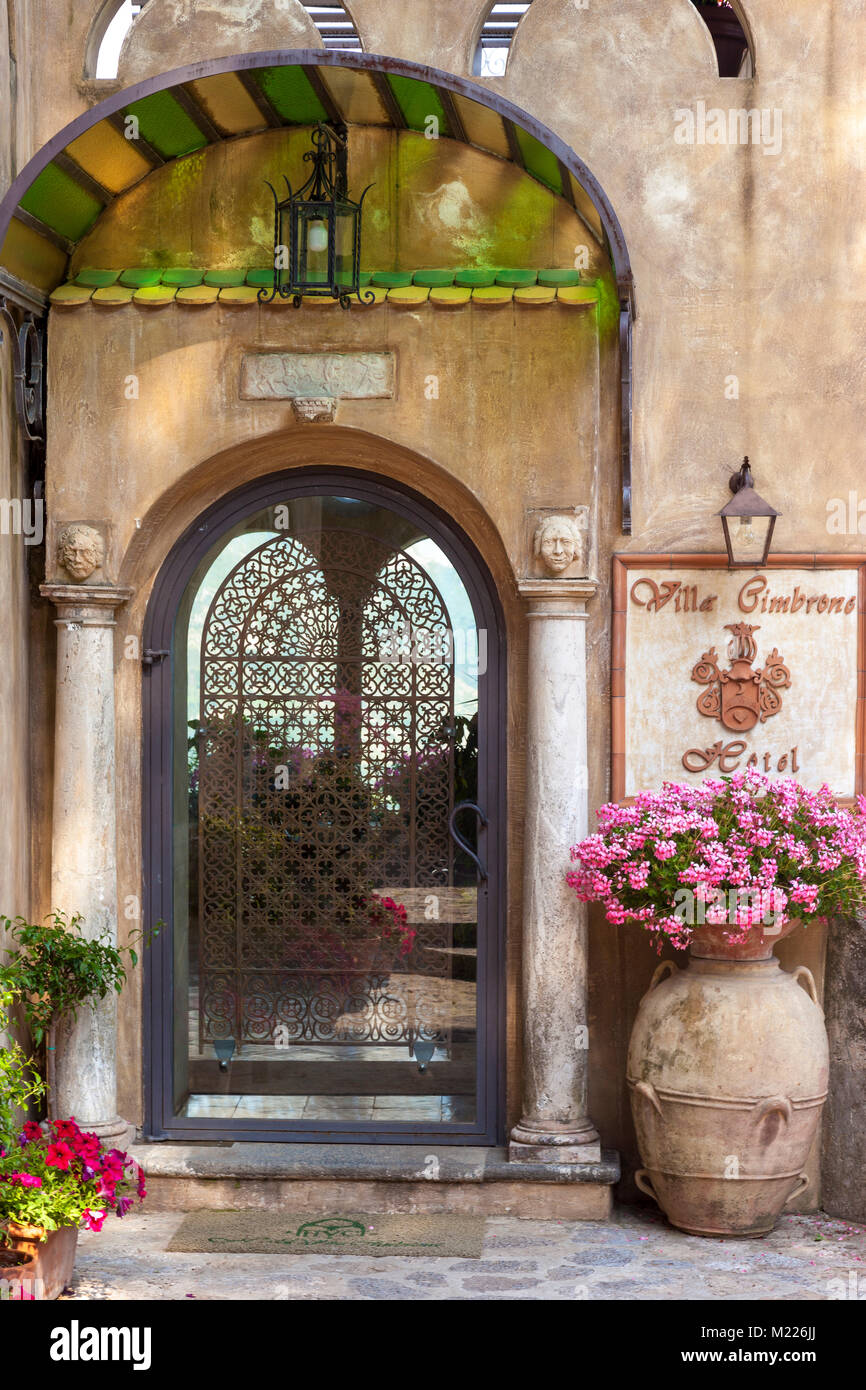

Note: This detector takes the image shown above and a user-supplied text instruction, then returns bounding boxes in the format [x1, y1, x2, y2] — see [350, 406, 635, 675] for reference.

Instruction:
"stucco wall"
[44, 294, 602, 1134]
[3, 0, 865, 1208]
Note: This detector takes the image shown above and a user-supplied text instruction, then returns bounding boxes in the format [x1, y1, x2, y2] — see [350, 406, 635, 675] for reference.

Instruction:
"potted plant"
[0, 1117, 146, 1299]
[568, 769, 866, 1237]
[0, 985, 45, 1297]
[0, 911, 148, 1114]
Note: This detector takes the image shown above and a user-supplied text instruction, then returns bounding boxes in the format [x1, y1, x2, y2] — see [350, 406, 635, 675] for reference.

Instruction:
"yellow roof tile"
[176, 284, 220, 306]
[514, 285, 557, 306]
[430, 286, 473, 308]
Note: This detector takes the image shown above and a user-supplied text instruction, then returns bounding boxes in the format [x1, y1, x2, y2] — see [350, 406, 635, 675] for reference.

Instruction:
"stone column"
[510, 577, 601, 1163]
[40, 580, 134, 1145]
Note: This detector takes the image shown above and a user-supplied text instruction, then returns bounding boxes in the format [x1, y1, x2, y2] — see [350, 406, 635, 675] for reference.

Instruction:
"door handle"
[449, 800, 488, 882]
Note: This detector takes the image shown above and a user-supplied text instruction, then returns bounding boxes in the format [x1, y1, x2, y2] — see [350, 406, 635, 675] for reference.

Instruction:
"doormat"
[166, 1210, 485, 1259]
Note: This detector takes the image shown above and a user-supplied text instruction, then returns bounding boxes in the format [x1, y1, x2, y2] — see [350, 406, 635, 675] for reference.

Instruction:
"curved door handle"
[449, 801, 488, 882]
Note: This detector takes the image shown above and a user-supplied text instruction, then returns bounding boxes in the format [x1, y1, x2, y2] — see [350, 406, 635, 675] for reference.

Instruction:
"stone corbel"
[292, 396, 338, 423]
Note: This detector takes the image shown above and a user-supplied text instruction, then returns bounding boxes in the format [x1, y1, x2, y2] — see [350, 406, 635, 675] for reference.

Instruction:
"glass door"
[146, 478, 503, 1142]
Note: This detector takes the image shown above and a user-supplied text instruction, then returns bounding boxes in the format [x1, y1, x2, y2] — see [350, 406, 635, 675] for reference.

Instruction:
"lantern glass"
[296, 203, 333, 289]
[335, 205, 358, 288]
[724, 513, 773, 566]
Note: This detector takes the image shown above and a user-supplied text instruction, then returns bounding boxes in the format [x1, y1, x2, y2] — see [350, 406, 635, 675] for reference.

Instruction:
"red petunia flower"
[52, 1119, 81, 1140]
[45, 1141, 73, 1170]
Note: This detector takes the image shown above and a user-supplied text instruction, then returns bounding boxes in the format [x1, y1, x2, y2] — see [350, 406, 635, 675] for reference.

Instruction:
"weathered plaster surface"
[69, 126, 602, 280]
[3, 0, 866, 1210]
[117, 0, 321, 86]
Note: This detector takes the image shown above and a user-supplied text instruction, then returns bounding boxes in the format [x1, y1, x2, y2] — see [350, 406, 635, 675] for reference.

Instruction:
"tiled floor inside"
[180, 1093, 474, 1121]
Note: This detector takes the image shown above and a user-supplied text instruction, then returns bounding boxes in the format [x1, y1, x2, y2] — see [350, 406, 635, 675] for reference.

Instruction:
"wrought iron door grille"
[195, 526, 457, 1047]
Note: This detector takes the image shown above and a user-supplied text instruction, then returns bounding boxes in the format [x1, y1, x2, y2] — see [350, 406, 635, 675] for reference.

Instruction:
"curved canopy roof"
[0, 53, 631, 305]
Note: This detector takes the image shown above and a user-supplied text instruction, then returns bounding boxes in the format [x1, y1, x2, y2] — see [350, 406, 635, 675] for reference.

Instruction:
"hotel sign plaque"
[612, 557, 865, 801]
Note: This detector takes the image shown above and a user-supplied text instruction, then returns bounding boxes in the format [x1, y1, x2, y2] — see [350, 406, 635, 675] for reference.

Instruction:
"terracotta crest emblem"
[690, 623, 791, 732]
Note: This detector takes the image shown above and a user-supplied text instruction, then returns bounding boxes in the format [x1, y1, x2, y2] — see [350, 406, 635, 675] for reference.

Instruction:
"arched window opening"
[693, 1, 751, 77]
[95, 1, 362, 79]
[473, 3, 531, 77]
[473, 1, 752, 79]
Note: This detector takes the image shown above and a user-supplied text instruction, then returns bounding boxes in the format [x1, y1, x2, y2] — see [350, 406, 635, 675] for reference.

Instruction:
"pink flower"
[81, 1208, 106, 1232]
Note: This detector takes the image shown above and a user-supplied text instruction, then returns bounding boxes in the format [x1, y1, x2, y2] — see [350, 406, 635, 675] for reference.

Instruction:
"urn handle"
[639, 959, 677, 1005]
[783, 1173, 810, 1208]
[633, 1080, 664, 1118]
[752, 1094, 793, 1127]
[634, 1169, 661, 1208]
[792, 966, 821, 1010]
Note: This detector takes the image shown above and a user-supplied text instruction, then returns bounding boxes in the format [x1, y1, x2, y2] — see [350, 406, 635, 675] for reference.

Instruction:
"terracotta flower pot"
[0, 1245, 39, 1298]
[689, 914, 801, 962]
[627, 942, 828, 1237]
[2, 1221, 79, 1300]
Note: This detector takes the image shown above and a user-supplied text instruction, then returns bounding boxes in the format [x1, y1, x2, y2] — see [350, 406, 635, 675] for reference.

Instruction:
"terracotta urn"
[627, 920, 829, 1237]
[2, 1220, 79, 1300]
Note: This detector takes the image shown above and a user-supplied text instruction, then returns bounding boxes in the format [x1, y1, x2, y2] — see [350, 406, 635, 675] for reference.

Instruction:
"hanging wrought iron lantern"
[717, 456, 780, 568]
[259, 122, 374, 308]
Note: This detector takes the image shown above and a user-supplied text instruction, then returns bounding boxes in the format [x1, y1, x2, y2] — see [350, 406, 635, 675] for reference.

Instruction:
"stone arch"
[123, 425, 519, 613]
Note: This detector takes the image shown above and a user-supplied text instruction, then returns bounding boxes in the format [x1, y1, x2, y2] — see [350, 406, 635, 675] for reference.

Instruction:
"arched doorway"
[142, 466, 506, 1143]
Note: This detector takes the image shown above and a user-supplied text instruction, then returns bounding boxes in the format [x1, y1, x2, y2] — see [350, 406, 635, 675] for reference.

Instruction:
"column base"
[509, 1120, 602, 1165]
[77, 1116, 137, 1151]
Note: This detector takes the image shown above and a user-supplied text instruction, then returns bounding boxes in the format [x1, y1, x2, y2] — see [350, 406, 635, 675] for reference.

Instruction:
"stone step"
[133, 1142, 620, 1219]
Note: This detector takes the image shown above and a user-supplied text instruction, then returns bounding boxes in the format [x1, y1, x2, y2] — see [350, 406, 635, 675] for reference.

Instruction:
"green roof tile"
[162, 268, 205, 287]
[496, 269, 538, 287]
[538, 269, 583, 287]
[413, 269, 455, 287]
[119, 267, 164, 288]
[74, 268, 121, 288]
[455, 268, 498, 288]
[203, 269, 247, 287]
[122, 91, 208, 159]
[371, 271, 414, 288]
[253, 67, 327, 124]
[386, 75, 447, 136]
[19, 164, 102, 242]
[513, 127, 563, 194]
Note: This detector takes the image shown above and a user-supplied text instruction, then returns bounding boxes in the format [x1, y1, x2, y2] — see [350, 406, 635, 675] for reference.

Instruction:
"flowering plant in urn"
[576, 769, 866, 1237]
[567, 769, 866, 957]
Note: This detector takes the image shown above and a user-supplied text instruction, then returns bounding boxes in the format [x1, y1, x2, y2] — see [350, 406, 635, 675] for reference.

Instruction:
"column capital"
[518, 577, 599, 618]
[40, 583, 134, 626]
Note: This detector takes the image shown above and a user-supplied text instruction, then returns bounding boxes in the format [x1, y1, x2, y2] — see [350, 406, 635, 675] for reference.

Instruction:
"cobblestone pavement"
[59, 1206, 866, 1301]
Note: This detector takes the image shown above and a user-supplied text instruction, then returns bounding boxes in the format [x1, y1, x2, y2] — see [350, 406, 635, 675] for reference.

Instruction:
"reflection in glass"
[172, 496, 481, 1127]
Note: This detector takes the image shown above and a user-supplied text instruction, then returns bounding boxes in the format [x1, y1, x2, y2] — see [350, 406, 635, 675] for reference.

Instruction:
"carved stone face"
[57, 525, 104, 583]
[534, 516, 583, 575]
